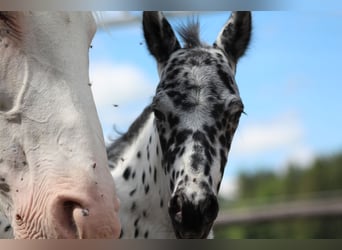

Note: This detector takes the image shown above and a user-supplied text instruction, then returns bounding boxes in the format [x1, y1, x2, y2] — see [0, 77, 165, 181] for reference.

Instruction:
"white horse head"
[0, 12, 120, 239]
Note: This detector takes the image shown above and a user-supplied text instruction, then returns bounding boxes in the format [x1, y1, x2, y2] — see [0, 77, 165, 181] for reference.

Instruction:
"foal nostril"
[199, 194, 219, 223]
[169, 194, 183, 223]
[168, 192, 218, 239]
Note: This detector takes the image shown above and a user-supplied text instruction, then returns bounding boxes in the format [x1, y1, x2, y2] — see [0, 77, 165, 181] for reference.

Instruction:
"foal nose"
[168, 192, 219, 238]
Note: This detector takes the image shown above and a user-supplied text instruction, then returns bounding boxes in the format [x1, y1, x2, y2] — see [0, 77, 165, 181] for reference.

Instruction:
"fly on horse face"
[107, 11, 252, 238]
[0, 12, 120, 238]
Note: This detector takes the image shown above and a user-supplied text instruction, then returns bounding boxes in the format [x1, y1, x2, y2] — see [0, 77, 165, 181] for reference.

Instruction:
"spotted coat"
[108, 11, 252, 239]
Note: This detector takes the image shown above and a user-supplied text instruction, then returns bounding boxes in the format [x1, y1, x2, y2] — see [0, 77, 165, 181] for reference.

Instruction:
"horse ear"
[214, 11, 252, 63]
[143, 11, 181, 64]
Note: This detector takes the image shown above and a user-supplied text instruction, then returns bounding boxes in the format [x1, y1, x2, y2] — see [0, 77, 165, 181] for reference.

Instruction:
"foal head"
[143, 11, 251, 238]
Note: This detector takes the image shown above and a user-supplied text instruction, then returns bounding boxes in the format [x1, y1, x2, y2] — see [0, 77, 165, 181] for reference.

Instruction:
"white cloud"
[89, 62, 155, 108]
[218, 176, 238, 200]
[282, 144, 315, 170]
[89, 62, 156, 144]
[228, 112, 317, 176]
[232, 113, 305, 157]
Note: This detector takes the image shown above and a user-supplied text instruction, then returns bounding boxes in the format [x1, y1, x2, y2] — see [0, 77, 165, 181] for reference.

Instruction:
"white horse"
[0, 12, 120, 238]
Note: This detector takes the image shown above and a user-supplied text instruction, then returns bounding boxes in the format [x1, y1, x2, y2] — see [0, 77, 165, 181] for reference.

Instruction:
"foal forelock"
[178, 18, 202, 48]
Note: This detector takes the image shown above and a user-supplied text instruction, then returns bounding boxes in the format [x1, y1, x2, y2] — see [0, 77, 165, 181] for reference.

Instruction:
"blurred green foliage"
[216, 152, 342, 238]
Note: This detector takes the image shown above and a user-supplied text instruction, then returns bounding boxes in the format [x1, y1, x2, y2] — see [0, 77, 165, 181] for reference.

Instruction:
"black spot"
[153, 167, 157, 183]
[189, 58, 199, 66]
[149, 135, 152, 144]
[175, 129, 192, 145]
[169, 180, 174, 191]
[131, 202, 136, 212]
[142, 171, 145, 184]
[129, 188, 137, 196]
[122, 167, 131, 180]
[204, 163, 210, 176]
[145, 185, 150, 194]
[160, 199, 164, 208]
[4, 225, 11, 232]
[149, 164, 152, 174]
[137, 151, 141, 158]
[134, 217, 140, 226]
[193, 131, 210, 149]
[170, 57, 178, 65]
[225, 130, 233, 149]
[166, 67, 180, 81]
[203, 124, 217, 144]
[220, 149, 227, 175]
[191, 152, 203, 171]
[119, 229, 124, 238]
[166, 90, 180, 98]
[219, 135, 226, 147]
[167, 113, 180, 128]
[178, 59, 185, 65]
[216, 121, 222, 130]
[173, 146, 181, 156]
[216, 52, 223, 59]
[179, 147, 185, 157]
[156, 146, 159, 156]
[134, 228, 139, 238]
[144, 231, 149, 238]
[163, 82, 176, 91]
[204, 58, 212, 65]
[200, 181, 211, 192]
[217, 68, 236, 94]
[211, 103, 224, 119]
[184, 175, 189, 183]
[171, 169, 175, 180]
[205, 148, 213, 165]
[143, 210, 147, 217]
[147, 150, 150, 161]
[159, 136, 167, 153]
[132, 171, 136, 179]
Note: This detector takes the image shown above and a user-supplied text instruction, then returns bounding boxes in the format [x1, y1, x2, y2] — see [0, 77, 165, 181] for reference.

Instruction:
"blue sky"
[89, 11, 342, 198]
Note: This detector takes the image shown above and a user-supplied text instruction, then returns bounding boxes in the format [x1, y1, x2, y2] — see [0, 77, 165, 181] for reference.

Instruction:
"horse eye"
[153, 109, 165, 121]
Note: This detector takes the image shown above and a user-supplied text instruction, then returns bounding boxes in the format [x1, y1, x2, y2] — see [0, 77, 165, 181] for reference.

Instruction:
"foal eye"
[153, 109, 165, 121]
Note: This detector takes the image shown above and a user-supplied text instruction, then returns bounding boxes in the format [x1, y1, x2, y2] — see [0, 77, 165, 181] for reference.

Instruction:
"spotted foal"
[107, 11, 252, 239]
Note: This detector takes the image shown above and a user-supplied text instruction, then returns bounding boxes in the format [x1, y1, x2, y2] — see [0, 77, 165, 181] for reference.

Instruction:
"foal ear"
[214, 11, 252, 63]
[143, 11, 181, 64]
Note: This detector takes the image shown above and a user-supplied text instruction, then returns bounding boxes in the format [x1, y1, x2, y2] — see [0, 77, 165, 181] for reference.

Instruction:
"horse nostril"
[62, 200, 80, 236]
